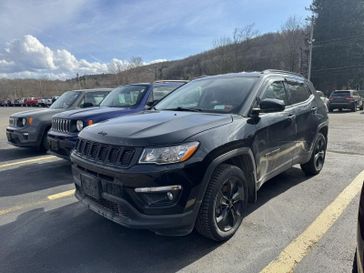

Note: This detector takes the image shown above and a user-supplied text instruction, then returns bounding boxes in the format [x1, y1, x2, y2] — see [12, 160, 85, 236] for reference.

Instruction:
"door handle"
[288, 113, 296, 121]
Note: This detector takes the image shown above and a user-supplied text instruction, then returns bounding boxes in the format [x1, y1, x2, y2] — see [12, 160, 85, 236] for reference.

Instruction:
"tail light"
[346, 96, 354, 101]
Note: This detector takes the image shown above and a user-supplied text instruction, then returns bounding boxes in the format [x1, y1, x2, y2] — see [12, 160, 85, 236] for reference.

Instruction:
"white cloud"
[0, 35, 166, 80]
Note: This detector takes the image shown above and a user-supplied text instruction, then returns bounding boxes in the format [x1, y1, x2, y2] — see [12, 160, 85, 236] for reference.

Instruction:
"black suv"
[328, 90, 363, 112]
[71, 70, 328, 241]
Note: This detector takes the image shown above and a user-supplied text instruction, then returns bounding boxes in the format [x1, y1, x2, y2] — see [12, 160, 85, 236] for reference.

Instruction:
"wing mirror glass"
[251, 98, 285, 118]
[259, 98, 285, 113]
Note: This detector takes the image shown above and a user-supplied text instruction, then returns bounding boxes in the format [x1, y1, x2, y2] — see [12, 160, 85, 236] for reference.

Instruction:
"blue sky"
[0, 0, 312, 79]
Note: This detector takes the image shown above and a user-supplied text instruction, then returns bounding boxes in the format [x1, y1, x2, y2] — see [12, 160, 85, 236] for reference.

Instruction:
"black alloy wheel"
[215, 177, 244, 232]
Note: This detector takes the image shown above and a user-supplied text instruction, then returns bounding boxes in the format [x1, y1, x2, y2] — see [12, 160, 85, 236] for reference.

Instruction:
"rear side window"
[285, 82, 312, 105]
[152, 83, 184, 101]
[81, 91, 110, 107]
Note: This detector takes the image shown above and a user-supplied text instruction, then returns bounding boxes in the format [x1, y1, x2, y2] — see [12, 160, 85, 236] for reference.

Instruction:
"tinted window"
[156, 76, 257, 113]
[331, 91, 350, 97]
[50, 91, 80, 109]
[261, 81, 288, 104]
[101, 85, 148, 107]
[285, 82, 312, 105]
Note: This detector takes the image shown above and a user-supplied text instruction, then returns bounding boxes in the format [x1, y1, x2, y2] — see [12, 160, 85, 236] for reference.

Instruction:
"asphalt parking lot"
[0, 107, 363, 273]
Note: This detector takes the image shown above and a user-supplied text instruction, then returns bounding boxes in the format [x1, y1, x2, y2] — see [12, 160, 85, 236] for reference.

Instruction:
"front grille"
[75, 139, 136, 167]
[52, 118, 72, 133]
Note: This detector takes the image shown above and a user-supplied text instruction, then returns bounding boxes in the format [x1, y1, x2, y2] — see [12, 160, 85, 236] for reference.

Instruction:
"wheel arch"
[198, 148, 258, 206]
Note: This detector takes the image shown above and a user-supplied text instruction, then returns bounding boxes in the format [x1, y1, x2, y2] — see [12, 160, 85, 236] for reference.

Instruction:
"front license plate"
[81, 174, 100, 200]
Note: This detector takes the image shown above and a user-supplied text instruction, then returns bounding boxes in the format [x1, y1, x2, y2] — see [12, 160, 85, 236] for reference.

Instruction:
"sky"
[0, 0, 312, 80]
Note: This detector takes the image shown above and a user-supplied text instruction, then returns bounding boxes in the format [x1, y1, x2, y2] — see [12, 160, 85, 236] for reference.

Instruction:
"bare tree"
[128, 56, 143, 69]
[281, 16, 305, 72]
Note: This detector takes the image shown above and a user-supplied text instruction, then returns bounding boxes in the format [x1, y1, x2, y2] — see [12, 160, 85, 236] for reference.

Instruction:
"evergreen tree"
[311, 0, 364, 92]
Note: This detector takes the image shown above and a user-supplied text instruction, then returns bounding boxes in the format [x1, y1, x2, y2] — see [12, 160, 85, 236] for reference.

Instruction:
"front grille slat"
[75, 138, 135, 167]
[52, 118, 72, 133]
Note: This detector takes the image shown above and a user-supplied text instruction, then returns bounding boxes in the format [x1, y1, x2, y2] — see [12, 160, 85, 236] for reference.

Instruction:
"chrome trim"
[134, 185, 182, 193]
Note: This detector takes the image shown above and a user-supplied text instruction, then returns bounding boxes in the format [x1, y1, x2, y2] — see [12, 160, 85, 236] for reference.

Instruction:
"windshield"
[50, 91, 80, 109]
[155, 76, 257, 113]
[100, 85, 148, 107]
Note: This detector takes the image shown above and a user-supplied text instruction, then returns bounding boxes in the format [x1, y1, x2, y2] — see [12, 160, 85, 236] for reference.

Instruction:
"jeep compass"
[71, 70, 328, 241]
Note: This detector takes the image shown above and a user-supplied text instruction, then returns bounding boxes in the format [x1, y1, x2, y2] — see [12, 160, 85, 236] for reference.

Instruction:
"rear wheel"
[301, 133, 327, 176]
[196, 164, 248, 241]
[352, 103, 357, 112]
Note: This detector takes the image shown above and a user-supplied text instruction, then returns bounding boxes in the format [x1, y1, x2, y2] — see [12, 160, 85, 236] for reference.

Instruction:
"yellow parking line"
[0, 155, 57, 170]
[0, 200, 46, 216]
[47, 189, 75, 200]
[0, 189, 75, 216]
[260, 170, 364, 273]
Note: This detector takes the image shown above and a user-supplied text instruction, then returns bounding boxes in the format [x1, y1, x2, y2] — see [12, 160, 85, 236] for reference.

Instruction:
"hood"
[10, 108, 63, 120]
[79, 110, 233, 146]
[54, 106, 137, 122]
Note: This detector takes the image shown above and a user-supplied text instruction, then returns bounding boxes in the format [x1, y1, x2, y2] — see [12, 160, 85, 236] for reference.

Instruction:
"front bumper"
[71, 153, 205, 235]
[6, 126, 41, 147]
[48, 131, 78, 159]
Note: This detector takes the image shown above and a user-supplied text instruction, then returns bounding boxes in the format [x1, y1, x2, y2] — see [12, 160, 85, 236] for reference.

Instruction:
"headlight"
[139, 142, 199, 165]
[76, 120, 84, 131]
[21, 118, 27, 126]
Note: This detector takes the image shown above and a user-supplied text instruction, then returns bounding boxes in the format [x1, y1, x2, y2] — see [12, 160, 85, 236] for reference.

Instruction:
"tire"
[352, 103, 357, 112]
[360, 104, 363, 111]
[329, 108, 333, 113]
[36, 128, 50, 152]
[195, 164, 248, 241]
[301, 133, 327, 176]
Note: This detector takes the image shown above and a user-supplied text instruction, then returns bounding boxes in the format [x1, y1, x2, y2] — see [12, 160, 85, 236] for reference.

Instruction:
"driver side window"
[261, 81, 288, 104]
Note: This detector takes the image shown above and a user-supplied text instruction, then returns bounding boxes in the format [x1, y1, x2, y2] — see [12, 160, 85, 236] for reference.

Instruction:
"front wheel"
[195, 164, 248, 241]
[301, 133, 327, 176]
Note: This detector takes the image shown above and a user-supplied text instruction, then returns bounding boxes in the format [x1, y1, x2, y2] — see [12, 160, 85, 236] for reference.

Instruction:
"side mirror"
[145, 100, 160, 109]
[80, 102, 94, 108]
[259, 98, 285, 113]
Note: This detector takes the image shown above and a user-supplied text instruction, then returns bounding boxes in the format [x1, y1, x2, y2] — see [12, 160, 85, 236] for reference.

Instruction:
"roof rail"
[262, 69, 304, 78]
[153, 80, 188, 83]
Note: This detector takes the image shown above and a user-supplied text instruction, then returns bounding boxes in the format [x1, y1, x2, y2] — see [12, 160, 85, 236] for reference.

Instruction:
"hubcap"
[314, 136, 326, 170]
[215, 178, 244, 232]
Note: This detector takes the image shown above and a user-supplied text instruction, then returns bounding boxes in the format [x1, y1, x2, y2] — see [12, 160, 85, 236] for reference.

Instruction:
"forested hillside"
[0, 18, 309, 99]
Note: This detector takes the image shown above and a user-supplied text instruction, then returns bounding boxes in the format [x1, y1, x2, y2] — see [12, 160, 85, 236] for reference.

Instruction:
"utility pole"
[308, 15, 315, 81]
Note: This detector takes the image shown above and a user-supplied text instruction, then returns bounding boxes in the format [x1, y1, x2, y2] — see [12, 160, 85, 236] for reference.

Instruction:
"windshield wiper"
[162, 107, 203, 112]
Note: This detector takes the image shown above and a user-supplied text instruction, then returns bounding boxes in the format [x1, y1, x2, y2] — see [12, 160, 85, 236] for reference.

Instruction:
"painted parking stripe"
[259, 170, 364, 273]
[0, 189, 75, 216]
[0, 155, 59, 170]
[47, 189, 75, 200]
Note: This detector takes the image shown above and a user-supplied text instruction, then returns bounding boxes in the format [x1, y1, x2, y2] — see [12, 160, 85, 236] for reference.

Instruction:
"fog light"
[167, 192, 174, 201]
[134, 185, 182, 207]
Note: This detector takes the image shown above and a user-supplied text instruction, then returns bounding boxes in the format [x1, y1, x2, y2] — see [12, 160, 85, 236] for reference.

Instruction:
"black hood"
[78, 111, 233, 146]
